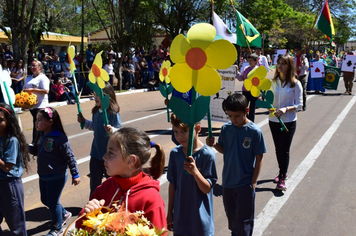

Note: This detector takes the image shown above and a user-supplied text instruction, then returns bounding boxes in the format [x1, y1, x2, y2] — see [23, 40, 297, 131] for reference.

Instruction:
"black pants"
[269, 121, 296, 175]
[242, 91, 257, 122]
[297, 75, 307, 109]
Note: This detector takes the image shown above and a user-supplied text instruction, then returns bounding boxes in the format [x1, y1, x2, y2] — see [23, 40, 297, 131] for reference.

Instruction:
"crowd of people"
[1, 40, 356, 236]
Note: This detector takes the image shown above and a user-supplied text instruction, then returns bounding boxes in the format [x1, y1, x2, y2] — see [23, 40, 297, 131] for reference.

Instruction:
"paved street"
[3, 70, 356, 235]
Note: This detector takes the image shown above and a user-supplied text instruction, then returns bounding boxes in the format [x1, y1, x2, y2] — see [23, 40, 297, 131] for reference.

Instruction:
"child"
[10, 60, 25, 94]
[127, 57, 135, 90]
[77, 82, 122, 196]
[206, 93, 267, 236]
[32, 107, 81, 236]
[77, 127, 167, 230]
[167, 114, 217, 236]
[50, 77, 75, 104]
[0, 103, 30, 236]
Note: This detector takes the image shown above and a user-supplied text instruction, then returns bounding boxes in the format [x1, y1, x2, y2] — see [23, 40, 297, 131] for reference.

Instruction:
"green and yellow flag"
[316, 0, 335, 43]
[235, 10, 261, 48]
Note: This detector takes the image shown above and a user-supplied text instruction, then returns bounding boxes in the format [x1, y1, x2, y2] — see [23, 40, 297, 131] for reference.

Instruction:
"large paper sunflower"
[244, 66, 271, 97]
[159, 60, 171, 83]
[170, 23, 236, 96]
[89, 51, 109, 88]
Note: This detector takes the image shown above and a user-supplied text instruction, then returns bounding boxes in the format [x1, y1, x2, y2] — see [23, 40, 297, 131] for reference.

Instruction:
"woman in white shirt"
[23, 59, 50, 143]
[103, 58, 114, 86]
[269, 54, 302, 191]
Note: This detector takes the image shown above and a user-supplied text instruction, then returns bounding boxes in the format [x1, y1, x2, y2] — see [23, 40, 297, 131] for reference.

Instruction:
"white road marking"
[253, 94, 356, 236]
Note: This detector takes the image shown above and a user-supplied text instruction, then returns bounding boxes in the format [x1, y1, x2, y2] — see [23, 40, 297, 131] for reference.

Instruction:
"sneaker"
[276, 175, 287, 191]
[62, 210, 72, 226]
[273, 173, 288, 183]
[46, 229, 63, 236]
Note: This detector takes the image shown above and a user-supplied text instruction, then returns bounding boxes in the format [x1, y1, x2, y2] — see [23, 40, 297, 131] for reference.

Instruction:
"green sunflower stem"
[98, 88, 109, 126]
[207, 107, 213, 138]
[165, 83, 170, 122]
[71, 71, 84, 129]
[187, 88, 197, 158]
[260, 90, 288, 132]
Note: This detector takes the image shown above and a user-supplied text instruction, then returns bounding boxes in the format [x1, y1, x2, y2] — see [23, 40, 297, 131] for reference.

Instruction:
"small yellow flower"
[269, 108, 276, 117]
[159, 60, 171, 83]
[68, 46, 77, 74]
[89, 51, 109, 88]
[244, 66, 271, 97]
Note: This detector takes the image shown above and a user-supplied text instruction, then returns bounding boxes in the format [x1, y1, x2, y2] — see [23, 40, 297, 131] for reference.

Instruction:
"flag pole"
[229, 0, 252, 54]
[305, 0, 325, 52]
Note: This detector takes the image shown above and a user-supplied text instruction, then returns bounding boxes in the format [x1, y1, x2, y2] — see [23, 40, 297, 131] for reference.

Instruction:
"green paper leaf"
[159, 83, 173, 97]
[169, 95, 210, 126]
[87, 82, 101, 95]
[190, 96, 210, 124]
[169, 96, 191, 125]
[101, 95, 110, 110]
[256, 100, 271, 109]
[265, 90, 274, 104]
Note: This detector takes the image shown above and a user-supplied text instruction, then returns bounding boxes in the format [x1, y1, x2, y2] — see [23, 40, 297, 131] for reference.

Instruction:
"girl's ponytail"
[149, 142, 165, 180]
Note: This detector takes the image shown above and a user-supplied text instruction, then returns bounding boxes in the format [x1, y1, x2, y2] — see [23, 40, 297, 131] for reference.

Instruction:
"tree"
[145, 0, 211, 40]
[0, 0, 37, 67]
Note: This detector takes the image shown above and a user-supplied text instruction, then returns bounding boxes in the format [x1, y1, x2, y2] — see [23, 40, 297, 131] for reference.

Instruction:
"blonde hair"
[110, 127, 165, 180]
[32, 59, 44, 73]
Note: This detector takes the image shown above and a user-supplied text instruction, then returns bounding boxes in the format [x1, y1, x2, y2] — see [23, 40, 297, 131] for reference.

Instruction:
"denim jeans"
[0, 178, 27, 236]
[90, 157, 109, 197]
[128, 73, 135, 88]
[39, 175, 67, 230]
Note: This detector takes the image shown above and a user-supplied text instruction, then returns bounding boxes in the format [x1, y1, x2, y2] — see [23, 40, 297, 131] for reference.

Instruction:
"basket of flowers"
[65, 203, 167, 236]
[14, 91, 38, 109]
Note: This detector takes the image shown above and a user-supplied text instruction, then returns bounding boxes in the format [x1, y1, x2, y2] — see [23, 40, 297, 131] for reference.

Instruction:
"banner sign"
[323, 65, 341, 90]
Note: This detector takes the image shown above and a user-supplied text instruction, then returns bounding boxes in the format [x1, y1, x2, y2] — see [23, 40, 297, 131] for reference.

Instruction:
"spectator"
[79, 57, 91, 95]
[27, 44, 36, 66]
[49, 54, 62, 79]
[121, 55, 129, 90]
[139, 54, 149, 88]
[150, 45, 157, 57]
[50, 77, 75, 104]
[23, 60, 50, 144]
[158, 44, 165, 59]
[11, 60, 25, 94]
[132, 52, 141, 88]
[58, 46, 67, 63]
[86, 45, 95, 68]
[4, 45, 13, 60]
[103, 58, 114, 86]
[127, 57, 135, 90]
[59, 70, 76, 100]
[38, 48, 46, 61]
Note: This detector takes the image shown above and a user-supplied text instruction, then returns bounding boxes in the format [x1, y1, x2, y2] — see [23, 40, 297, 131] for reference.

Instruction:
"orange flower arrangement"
[68, 203, 166, 236]
[14, 91, 37, 109]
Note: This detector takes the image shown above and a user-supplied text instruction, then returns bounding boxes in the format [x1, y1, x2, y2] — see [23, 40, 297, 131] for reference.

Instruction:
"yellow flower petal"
[259, 78, 272, 91]
[205, 39, 237, 69]
[97, 76, 106, 88]
[89, 73, 97, 84]
[251, 86, 261, 97]
[100, 69, 109, 81]
[93, 51, 104, 68]
[166, 67, 171, 84]
[247, 66, 267, 81]
[187, 23, 216, 50]
[68, 46, 75, 59]
[170, 63, 193, 93]
[244, 78, 253, 91]
[194, 65, 221, 96]
[170, 34, 191, 64]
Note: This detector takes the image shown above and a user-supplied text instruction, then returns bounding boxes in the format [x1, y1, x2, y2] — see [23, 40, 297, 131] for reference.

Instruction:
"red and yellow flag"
[316, 0, 335, 43]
